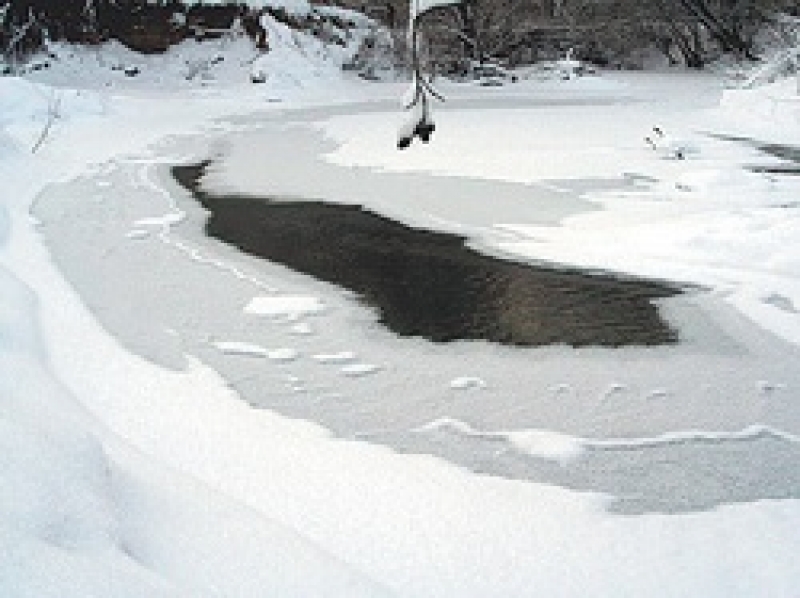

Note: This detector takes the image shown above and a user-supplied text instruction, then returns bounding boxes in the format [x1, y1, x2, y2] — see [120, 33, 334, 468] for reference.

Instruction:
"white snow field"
[3, 20, 800, 598]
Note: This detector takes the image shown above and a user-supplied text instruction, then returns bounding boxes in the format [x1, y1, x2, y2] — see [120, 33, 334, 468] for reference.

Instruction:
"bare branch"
[31, 92, 62, 154]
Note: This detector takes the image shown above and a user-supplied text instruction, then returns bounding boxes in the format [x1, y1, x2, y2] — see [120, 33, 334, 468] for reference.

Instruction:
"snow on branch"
[409, 0, 464, 23]
[397, 0, 463, 149]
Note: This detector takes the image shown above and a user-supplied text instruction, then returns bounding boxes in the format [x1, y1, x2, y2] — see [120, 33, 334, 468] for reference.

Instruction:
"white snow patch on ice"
[583, 424, 800, 450]
[213, 340, 270, 358]
[125, 229, 150, 240]
[313, 351, 357, 364]
[133, 212, 186, 229]
[290, 322, 315, 335]
[341, 363, 381, 377]
[419, 419, 800, 467]
[507, 430, 586, 465]
[449, 376, 487, 390]
[267, 348, 301, 362]
[418, 418, 584, 465]
[245, 295, 325, 319]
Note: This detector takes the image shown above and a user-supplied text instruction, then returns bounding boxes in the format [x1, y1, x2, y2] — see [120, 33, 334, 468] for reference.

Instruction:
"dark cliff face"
[0, 1, 342, 58]
[0, 1, 245, 55]
[174, 161, 682, 348]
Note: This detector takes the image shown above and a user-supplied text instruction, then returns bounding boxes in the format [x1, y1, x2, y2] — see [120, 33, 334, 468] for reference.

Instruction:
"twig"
[31, 92, 61, 154]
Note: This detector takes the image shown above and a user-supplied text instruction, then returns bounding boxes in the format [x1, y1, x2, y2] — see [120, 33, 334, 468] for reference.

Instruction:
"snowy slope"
[17, 6, 373, 94]
[0, 61, 392, 596]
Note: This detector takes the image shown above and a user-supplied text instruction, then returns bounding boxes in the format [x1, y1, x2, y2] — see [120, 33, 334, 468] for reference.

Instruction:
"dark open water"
[174, 162, 681, 347]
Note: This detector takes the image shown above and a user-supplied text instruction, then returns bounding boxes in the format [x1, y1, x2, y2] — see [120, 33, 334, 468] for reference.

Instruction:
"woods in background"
[2, 0, 798, 69]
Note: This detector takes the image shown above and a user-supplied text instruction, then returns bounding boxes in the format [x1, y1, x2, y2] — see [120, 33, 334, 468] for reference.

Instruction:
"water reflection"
[174, 162, 680, 347]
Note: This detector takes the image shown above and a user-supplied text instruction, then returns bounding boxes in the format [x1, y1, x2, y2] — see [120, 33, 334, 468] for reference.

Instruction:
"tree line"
[3, 0, 798, 68]
[364, 0, 797, 69]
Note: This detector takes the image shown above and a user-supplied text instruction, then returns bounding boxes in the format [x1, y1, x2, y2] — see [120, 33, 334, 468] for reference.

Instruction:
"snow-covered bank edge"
[1, 77, 395, 595]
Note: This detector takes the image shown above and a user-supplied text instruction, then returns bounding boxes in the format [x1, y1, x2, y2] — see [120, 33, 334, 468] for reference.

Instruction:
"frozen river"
[34, 92, 800, 515]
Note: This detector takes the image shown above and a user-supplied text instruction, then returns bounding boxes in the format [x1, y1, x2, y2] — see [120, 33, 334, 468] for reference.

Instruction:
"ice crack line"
[130, 159, 278, 293]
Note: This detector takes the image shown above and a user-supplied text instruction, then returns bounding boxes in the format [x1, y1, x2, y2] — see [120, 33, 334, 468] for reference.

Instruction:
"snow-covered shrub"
[343, 24, 395, 80]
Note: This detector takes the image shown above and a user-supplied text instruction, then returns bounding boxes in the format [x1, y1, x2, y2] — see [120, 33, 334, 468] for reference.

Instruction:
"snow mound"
[721, 76, 800, 124]
[249, 14, 355, 90]
[0, 246, 389, 598]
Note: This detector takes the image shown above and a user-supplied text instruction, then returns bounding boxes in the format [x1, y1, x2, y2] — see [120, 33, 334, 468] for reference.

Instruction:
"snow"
[245, 295, 326, 319]
[3, 22, 800, 598]
[214, 340, 271, 357]
[0, 229, 388, 598]
[721, 76, 800, 124]
[247, 0, 311, 16]
[340, 362, 381, 377]
[180, 0, 313, 16]
[313, 4, 374, 26]
[449, 376, 487, 390]
[313, 351, 358, 363]
[267, 347, 301, 361]
[409, 0, 464, 21]
[290, 322, 315, 335]
[418, 418, 584, 464]
[251, 14, 348, 86]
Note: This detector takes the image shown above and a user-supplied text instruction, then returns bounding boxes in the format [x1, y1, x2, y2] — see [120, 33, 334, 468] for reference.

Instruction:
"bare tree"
[549, 0, 791, 67]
